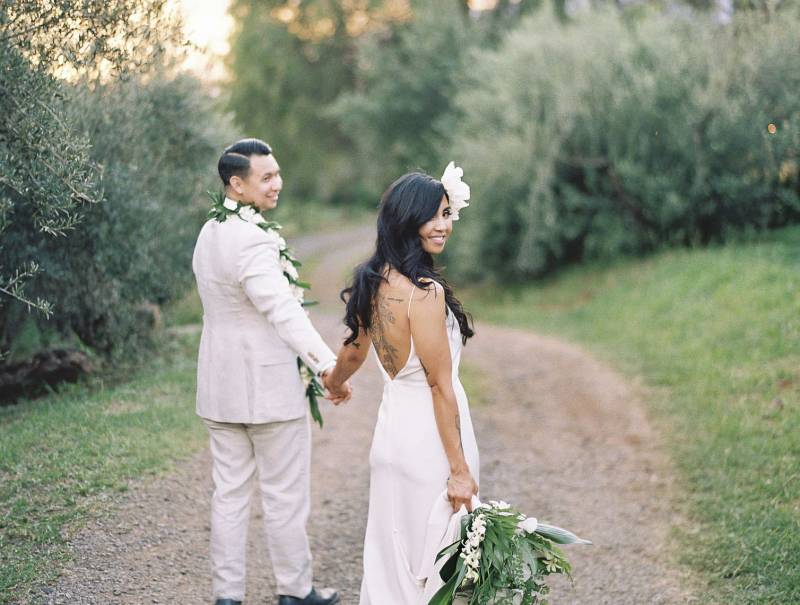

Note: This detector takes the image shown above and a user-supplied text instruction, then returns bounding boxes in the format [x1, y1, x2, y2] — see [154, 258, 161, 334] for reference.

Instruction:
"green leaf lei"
[207, 190, 326, 428]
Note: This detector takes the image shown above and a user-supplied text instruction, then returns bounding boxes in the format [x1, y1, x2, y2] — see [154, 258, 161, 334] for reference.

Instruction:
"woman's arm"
[411, 282, 478, 512]
[325, 328, 371, 401]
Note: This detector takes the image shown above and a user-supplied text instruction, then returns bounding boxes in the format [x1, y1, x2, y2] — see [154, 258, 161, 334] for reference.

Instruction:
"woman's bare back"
[370, 269, 416, 379]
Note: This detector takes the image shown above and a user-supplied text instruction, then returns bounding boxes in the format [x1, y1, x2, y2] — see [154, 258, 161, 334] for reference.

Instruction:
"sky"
[177, 0, 233, 81]
[174, 0, 515, 82]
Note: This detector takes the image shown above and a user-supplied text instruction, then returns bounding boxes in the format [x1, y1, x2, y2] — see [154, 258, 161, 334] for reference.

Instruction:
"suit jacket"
[192, 215, 336, 423]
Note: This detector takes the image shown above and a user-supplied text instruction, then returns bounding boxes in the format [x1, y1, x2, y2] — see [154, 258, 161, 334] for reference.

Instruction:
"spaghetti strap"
[406, 282, 416, 319]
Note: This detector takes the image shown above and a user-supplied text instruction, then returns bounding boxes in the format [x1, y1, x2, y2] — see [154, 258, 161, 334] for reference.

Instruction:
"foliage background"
[445, 9, 800, 279]
[0, 1, 229, 363]
[227, 1, 799, 279]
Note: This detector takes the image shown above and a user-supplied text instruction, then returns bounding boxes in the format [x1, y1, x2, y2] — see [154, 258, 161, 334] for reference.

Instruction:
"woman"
[326, 165, 480, 604]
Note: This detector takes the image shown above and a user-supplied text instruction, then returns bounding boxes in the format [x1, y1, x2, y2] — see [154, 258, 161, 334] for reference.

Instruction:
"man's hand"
[321, 370, 352, 405]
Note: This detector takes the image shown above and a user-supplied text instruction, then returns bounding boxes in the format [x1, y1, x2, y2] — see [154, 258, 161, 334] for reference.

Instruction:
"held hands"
[447, 468, 479, 513]
[321, 370, 352, 406]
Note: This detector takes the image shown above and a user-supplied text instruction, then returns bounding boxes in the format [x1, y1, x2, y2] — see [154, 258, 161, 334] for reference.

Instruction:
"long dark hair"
[340, 172, 474, 345]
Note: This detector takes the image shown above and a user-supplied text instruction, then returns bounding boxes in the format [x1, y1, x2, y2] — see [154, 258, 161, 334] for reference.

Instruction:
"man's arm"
[236, 228, 336, 375]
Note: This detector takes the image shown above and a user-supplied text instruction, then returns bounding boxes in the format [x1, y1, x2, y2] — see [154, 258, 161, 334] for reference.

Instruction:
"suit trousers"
[204, 416, 313, 600]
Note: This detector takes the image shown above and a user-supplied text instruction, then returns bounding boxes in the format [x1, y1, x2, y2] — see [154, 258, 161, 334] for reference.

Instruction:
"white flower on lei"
[238, 204, 257, 222]
[440, 161, 471, 221]
[223, 197, 239, 211]
[291, 283, 305, 303]
[281, 256, 299, 280]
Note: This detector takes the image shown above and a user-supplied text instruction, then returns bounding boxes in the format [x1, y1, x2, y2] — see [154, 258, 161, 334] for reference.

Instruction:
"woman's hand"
[447, 468, 479, 513]
[321, 370, 352, 405]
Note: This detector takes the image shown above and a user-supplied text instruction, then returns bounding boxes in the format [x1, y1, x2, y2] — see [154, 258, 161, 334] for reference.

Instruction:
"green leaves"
[447, 11, 800, 282]
[533, 523, 592, 545]
[430, 502, 589, 605]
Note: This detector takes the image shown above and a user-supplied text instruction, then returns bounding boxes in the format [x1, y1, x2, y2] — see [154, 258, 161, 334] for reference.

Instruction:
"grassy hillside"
[462, 226, 800, 604]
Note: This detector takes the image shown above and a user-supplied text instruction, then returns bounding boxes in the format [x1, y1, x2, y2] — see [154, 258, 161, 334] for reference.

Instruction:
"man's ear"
[229, 175, 244, 195]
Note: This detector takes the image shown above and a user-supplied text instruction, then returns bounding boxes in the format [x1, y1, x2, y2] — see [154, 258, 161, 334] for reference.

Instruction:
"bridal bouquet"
[429, 500, 591, 605]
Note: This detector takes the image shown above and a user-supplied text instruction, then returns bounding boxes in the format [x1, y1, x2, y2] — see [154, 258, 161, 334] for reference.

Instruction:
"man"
[192, 138, 350, 605]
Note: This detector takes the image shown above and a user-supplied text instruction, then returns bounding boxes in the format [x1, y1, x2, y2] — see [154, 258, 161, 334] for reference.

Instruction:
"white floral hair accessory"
[440, 161, 471, 220]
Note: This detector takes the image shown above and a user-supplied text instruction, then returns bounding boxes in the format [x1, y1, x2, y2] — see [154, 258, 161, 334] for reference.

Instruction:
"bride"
[326, 165, 480, 604]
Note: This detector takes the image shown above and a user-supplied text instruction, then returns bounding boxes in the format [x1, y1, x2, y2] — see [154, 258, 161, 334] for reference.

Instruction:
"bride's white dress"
[359, 289, 480, 605]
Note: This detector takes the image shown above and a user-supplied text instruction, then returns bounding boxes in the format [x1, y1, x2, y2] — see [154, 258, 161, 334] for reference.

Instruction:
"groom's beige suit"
[193, 211, 336, 601]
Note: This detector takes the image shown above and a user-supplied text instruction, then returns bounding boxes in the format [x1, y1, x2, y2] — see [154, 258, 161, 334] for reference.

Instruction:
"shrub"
[0, 2, 228, 363]
[445, 10, 800, 279]
[329, 2, 472, 199]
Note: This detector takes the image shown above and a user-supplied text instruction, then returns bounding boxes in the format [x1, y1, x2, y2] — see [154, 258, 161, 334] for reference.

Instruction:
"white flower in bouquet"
[458, 511, 487, 588]
[429, 499, 591, 605]
[517, 516, 538, 534]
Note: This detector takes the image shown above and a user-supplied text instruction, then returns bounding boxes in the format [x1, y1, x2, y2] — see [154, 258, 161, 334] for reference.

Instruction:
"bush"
[2, 73, 225, 361]
[0, 2, 229, 364]
[445, 9, 800, 279]
[329, 2, 472, 199]
[226, 0, 366, 205]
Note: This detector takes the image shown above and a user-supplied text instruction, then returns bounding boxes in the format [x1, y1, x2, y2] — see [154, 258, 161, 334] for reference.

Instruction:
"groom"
[192, 138, 351, 605]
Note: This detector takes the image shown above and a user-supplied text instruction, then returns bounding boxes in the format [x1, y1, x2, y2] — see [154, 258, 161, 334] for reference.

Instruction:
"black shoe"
[214, 600, 242, 605]
[277, 587, 340, 605]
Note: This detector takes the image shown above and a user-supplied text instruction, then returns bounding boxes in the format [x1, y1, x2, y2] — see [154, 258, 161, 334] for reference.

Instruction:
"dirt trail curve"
[28, 223, 695, 605]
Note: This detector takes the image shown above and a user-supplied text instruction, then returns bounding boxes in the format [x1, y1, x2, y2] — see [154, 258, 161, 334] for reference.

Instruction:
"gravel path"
[27, 224, 696, 605]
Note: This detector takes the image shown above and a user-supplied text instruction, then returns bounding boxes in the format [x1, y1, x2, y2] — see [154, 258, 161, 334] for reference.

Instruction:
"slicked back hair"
[217, 138, 273, 186]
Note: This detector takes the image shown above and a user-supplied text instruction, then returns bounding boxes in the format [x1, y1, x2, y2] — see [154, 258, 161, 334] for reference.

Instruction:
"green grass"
[461, 226, 800, 604]
[459, 360, 490, 408]
[0, 332, 206, 604]
[163, 286, 203, 327]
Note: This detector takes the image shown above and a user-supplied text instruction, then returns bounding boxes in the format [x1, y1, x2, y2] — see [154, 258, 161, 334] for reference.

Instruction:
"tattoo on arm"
[455, 411, 463, 454]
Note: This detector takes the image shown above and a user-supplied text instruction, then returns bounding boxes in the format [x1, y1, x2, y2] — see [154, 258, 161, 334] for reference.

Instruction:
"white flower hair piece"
[440, 161, 471, 221]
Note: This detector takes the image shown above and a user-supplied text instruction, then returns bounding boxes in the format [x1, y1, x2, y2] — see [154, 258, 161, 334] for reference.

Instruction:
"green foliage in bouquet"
[429, 501, 590, 605]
